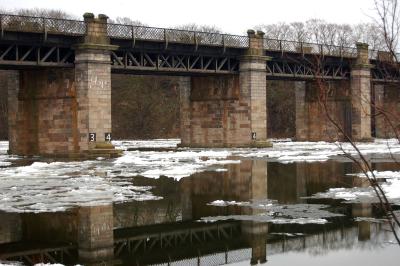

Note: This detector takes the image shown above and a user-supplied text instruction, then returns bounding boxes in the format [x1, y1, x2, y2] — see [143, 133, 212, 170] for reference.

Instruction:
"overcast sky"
[0, 0, 377, 34]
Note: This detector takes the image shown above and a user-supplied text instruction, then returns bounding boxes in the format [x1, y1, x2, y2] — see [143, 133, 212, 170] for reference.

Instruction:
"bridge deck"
[0, 13, 397, 81]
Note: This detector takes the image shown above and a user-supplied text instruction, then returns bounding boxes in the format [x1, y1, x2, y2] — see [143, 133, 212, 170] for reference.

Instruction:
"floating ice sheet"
[111, 138, 400, 163]
[308, 171, 400, 204]
[112, 149, 240, 179]
[0, 141, 241, 213]
[348, 170, 400, 180]
[1, 138, 400, 213]
[232, 138, 400, 163]
[0, 161, 162, 213]
[113, 139, 181, 150]
[203, 199, 343, 224]
[0, 262, 23, 266]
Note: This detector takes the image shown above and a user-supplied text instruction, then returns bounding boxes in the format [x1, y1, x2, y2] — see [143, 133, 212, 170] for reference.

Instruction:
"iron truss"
[371, 61, 400, 82]
[0, 43, 74, 67]
[114, 223, 240, 257]
[111, 50, 239, 74]
[266, 59, 351, 80]
[0, 245, 77, 265]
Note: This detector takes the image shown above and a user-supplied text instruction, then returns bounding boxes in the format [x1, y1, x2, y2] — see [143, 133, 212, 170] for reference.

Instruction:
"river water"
[0, 139, 399, 265]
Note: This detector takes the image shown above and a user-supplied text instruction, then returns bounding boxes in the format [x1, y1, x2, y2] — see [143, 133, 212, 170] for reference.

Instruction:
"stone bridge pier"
[7, 14, 120, 158]
[295, 43, 372, 142]
[179, 30, 271, 148]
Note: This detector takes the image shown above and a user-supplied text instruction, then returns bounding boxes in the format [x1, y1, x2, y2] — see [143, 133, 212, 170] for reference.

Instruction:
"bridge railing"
[106, 22, 250, 48]
[0, 13, 386, 60]
[0, 13, 86, 36]
[264, 38, 358, 58]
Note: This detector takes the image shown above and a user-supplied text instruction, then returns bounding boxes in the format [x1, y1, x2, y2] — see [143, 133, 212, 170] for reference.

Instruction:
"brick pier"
[7, 14, 121, 158]
[179, 30, 272, 148]
[295, 43, 373, 142]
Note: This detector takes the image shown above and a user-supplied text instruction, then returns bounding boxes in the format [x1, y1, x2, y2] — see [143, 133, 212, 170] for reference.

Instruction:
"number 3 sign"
[89, 133, 96, 142]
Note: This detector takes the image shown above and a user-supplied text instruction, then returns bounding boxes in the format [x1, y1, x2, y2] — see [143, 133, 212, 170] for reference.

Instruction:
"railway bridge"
[0, 13, 398, 157]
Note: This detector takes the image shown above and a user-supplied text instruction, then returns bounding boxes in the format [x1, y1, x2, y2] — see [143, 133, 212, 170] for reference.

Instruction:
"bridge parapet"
[264, 38, 358, 58]
[0, 13, 86, 36]
[0, 13, 359, 58]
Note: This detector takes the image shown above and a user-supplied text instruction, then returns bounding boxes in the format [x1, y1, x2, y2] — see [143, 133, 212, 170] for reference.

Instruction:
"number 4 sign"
[105, 133, 112, 142]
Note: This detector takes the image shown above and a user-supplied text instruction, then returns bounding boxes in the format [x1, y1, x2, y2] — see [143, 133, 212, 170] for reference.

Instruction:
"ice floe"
[1, 138, 400, 213]
[308, 171, 400, 204]
[113, 139, 181, 150]
[0, 141, 241, 213]
[232, 138, 400, 162]
[108, 138, 400, 163]
[0, 160, 162, 213]
[202, 200, 343, 224]
[112, 149, 240, 179]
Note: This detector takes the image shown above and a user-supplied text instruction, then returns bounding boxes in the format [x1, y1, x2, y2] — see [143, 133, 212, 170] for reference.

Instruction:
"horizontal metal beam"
[110, 50, 239, 74]
[0, 43, 74, 67]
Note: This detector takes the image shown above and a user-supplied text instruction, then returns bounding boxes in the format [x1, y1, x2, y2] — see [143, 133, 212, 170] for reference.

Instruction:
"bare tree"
[108, 17, 147, 26]
[289, 22, 310, 43]
[15, 8, 77, 19]
[373, 0, 400, 60]
[308, 0, 400, 245]
[255, 19, 387, 51]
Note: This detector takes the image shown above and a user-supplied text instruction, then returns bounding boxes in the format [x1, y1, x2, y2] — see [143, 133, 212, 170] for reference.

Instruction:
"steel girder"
[266, 59, 350, 80]
[372, 61, 400, 82]
[110, 49, 239, 74]
[0, 42, 74, 67]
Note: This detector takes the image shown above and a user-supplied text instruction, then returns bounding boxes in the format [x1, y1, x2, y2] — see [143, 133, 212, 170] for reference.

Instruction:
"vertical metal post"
[222, 34, 226, 53]
[37, 47, 40, 64]
[0, 14, 3, 38]
[300, 42, 304, 56]
[42, 17, 47, 41]
[164, 28, 168, 49]
[194, 32, 198, 51]
[131, 25, 136, 48]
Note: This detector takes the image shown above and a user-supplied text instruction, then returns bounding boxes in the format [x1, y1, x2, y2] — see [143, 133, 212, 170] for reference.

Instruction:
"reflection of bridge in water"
[1, 219, 389, 265]
[0, 160, 397, 265]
